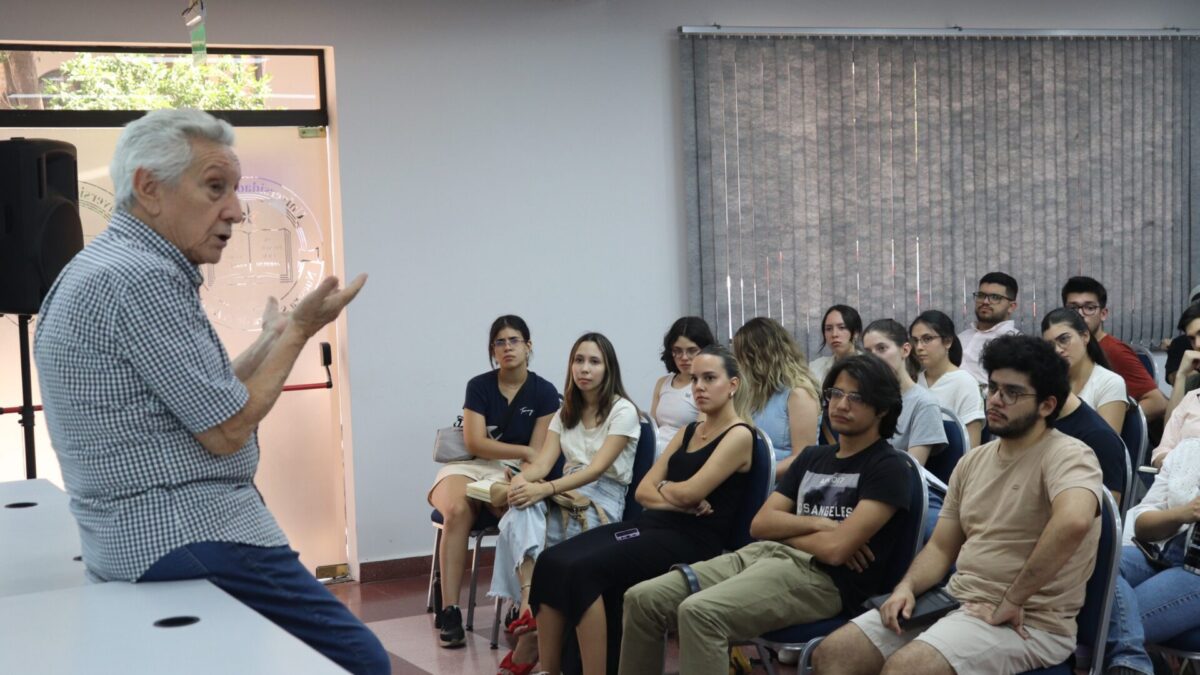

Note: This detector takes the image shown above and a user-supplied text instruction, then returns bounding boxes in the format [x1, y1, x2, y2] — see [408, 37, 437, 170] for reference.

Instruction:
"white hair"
[110, 109, 236, 211]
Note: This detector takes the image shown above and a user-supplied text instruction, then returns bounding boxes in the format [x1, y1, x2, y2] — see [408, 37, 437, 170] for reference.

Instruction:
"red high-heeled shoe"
[497, 649, 537, 675]
[508, 609, 538, 637]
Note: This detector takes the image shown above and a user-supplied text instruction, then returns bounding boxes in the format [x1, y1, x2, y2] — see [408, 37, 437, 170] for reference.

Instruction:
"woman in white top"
[649, 316, 715, 455]
[1042, 307, 1128, 434]
[911, 310, 985, 448]
[809, 304, 863, 383]
[493, 332, 640, 675]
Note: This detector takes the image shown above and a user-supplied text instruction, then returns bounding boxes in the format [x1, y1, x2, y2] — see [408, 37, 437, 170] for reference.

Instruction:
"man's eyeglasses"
[972, 292, 1013, 304]
[910, 334, 945, 346]
[671, 347, 701, 358]
[985, 382, 1039, 406]
[1066, 302, 1103, 317]
[493, 337, 526, 349]
[823, 388, 867, 406]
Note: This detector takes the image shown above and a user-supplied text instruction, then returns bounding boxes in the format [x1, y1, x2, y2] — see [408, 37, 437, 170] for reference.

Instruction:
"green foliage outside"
[42, 53, 272, 110]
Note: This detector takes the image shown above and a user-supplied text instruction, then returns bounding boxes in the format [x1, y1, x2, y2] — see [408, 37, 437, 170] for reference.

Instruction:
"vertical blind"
[681, 35, 1200, 358]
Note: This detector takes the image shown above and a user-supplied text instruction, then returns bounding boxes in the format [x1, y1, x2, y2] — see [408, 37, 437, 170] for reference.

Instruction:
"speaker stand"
[17, 315, 36, 479]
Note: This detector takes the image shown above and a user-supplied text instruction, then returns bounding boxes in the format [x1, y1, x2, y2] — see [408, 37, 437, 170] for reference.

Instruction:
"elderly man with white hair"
[34, 109, 387, 674]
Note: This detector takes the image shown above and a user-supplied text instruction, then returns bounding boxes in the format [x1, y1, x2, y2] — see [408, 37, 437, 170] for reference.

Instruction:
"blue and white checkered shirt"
[34, 210, 288, 582]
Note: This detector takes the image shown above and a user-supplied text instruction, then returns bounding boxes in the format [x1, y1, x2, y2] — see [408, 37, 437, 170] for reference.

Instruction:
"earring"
[729, 391, 734, 399]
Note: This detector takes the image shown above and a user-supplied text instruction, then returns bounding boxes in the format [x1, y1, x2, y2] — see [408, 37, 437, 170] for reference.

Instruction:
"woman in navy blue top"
[427, 315, 560, 648]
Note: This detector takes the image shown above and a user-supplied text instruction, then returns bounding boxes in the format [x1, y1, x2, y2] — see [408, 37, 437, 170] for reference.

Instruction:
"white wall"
[6, 0, 1199, 566]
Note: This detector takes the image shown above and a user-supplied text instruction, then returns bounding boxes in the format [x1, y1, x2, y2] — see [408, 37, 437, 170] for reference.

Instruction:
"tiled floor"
[327, 566, 798, 674]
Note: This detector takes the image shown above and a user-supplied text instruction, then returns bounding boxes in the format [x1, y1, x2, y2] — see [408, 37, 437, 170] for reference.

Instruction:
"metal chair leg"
[490, 596, 504, 649]
[755, 643, 778, 675]
[427, 526, 442, 613]
[466, 529, 484, 630]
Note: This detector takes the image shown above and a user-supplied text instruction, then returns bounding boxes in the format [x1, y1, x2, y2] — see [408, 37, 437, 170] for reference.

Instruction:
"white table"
[0, 478, 86, 597]
[0, 579, 348, 674]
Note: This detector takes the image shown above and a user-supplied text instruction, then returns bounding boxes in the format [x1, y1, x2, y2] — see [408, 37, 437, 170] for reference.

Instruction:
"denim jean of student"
[1106, 536, 1200, 675]
[139, 541, 391, 675]
[922, 485, 945, 544]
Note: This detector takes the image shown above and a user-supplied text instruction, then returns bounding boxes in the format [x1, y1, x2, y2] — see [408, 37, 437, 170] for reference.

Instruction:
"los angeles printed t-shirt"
[775, 438, 912, 610]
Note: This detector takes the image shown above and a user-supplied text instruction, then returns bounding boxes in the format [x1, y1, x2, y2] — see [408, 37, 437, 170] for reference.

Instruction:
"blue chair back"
[622, 417, 657, 521]
[886, 452, 930, 588]
[925, 408, 967, 486]
[1119, 397, 1150, 488]
[1131, 344, 1157, 382]
[725, 429, 775, 551]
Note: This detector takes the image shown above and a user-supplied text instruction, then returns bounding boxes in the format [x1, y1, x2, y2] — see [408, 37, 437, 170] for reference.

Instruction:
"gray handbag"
[433, 416, 472, 463]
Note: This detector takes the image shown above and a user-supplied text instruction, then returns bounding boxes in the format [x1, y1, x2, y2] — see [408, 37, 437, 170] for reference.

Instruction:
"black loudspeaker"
[0, 138, 84, 315]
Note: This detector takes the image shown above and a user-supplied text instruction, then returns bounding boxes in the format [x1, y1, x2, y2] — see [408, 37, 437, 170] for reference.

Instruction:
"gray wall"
[6, 0, 1199, 566]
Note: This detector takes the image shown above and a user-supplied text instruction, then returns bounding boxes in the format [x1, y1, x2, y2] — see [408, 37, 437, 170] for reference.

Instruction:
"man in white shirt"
[958, 272, 1020, 386]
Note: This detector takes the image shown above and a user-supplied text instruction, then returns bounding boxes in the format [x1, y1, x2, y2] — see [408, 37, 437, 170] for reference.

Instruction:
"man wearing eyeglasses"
[1062, 276, 1167, 423]
[620, 355, 912, 675]
[814, 335, 1102, 675]
[958, 272, 1021, 387]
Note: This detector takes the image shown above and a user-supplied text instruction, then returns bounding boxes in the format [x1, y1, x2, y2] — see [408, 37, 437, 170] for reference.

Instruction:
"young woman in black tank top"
[517, 345, 754, 675]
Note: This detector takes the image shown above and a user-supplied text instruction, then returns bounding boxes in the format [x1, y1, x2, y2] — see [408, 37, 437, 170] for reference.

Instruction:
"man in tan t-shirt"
[813, 335, 1104, 675]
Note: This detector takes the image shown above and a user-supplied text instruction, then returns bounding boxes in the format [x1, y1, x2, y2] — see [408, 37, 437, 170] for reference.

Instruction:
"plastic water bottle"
[1184, 523, 1200, 575]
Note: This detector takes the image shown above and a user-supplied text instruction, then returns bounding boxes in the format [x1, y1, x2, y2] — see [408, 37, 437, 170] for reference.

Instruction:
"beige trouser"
[850, 606, 1075, 675]
[619, 541, 842, 675]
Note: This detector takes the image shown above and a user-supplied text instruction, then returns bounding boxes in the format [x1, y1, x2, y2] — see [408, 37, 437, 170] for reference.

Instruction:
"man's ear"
[1038, 394, 1058, 421]
[131, 167, 162, 217]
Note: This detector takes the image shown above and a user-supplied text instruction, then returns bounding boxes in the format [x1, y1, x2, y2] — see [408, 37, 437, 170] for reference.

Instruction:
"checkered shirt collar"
[108, 210, 205, 288]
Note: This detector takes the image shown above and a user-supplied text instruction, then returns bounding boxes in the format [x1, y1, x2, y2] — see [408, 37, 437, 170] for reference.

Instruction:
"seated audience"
[813, 335, 1103, 675]
[650, 316, 715, 455]
[1042, 307, 1128, 434]
[492, 333, 639, 674]
[862, 319, 947, 541]
[958, 272, 1022, 386]
[526, 345, 754, 675]
[732, 317, 821, 475]
[1063, 276, 1166, 422]
[912, 310, 985, 448]
[1164, 286, 1200, 387]
[620, 355, 911, 675]
[1104, 438, 1200, 675]
[428, 315, 560, 648]
[1165, 301, 1200, 423]
[810, 305, 864, 382]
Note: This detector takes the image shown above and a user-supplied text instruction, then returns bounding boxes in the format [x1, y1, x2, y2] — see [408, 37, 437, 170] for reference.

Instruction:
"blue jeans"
[923, 485, 944, 544]
[1106, 538, 1200, 675]
[139, 542, 390, 675]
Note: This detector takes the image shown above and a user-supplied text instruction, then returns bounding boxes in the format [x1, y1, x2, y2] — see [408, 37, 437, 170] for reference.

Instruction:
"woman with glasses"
[862, 319, 948, 540]
[1040, 307, 1127, 434]
[732, 317, 821, 475]
[650, 317, 715, 456]
[493, 332, 640, 675]
[427, 315, 561, 648]
[911, 310, 985, 448]
[809, 305, 864, 383]
[527, 345, 753, 675]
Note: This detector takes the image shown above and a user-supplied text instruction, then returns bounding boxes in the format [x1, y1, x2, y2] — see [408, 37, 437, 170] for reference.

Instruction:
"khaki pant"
[619, 541, 842, 675]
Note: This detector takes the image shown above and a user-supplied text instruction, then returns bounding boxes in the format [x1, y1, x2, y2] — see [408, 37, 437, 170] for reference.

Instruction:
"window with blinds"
[681, 35, 1200, 357]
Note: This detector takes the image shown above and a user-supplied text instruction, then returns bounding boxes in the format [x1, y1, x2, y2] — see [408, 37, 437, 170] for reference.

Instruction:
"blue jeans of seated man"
[1106, 537, 1200, 675]
[139, 542, 391, 675]
[922, 485, 944, 544]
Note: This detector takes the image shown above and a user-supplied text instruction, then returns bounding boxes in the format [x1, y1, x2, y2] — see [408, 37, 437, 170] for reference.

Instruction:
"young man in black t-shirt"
[619, 355, 913, 675]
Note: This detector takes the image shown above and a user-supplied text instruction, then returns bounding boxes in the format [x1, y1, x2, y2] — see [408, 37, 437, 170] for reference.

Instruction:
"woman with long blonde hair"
[732, 317, 821, 475]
